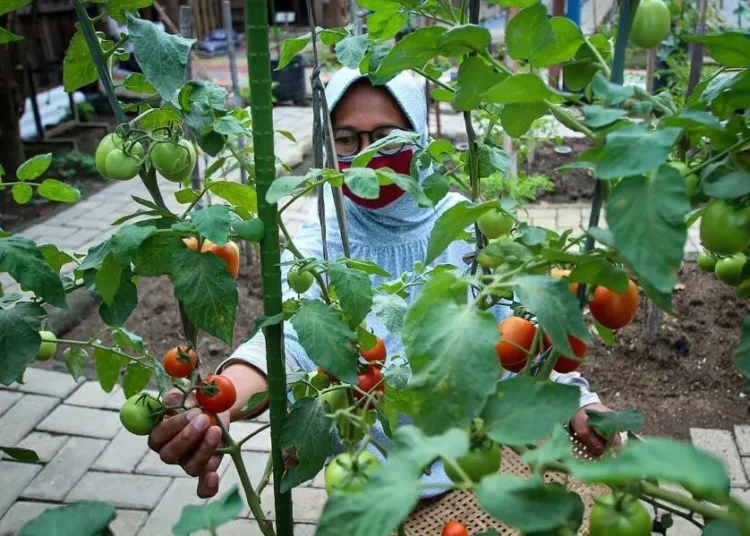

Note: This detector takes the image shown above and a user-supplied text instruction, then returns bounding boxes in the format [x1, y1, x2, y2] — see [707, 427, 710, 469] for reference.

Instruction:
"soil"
[1, 116, 115, 233]
[522, 137, 597, 203]
[582, 264, 750, 440]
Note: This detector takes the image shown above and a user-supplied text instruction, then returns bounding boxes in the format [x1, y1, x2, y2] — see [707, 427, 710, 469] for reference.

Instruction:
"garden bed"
[523, 137, 596, 203]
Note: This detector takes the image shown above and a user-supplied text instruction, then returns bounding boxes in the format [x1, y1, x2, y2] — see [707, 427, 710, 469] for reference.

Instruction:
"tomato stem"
[236, 422, 271, 449]
[53, 338, 155, 368]
[584, 37, 612, 79]
[279, 220, 332, 304]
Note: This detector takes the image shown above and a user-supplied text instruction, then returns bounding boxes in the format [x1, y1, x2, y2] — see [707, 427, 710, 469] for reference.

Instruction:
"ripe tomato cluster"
[95, 134, 197, 183]
[183, 237, 241, 279]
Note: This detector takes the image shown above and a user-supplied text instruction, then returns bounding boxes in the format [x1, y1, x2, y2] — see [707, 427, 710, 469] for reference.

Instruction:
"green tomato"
[716, 253, 747, 287]
[696, 251, 718, 272]
[668, 161, 704, 205]
[444, 442, 501, 484]
[700, 200, 750, 256]
[95, 134, 144, 181]
[630, 0, 672, 49]
[35, 330, 57, 361]
[150, 140, 197, 182]
[477, 209, 514, 239]
[288, 268, 314, 294]
[324, 451, 381, 495]
[321, 387, 348, 414]
[119, 394, 163, 436]
[589, 494, 651, 536]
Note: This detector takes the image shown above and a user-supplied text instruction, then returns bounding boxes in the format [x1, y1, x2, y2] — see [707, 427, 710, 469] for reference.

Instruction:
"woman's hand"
[570, 403, 623, 456]
[147, 389, 229, 498]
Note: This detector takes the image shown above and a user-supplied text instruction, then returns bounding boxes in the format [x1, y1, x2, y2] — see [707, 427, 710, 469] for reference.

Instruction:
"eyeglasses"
[333, 125, 410, 158]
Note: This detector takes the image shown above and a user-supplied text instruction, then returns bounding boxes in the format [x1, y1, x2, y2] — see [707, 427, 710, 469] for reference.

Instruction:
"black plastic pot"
[270, 54, 306, 104]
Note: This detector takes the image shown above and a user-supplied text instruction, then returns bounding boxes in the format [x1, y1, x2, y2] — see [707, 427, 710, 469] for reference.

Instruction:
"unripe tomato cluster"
[95, 133, 197, 183]
[697, 198, 750, 295]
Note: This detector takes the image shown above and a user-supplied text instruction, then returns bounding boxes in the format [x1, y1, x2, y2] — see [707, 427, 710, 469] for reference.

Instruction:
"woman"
[147, 68, 620, 499]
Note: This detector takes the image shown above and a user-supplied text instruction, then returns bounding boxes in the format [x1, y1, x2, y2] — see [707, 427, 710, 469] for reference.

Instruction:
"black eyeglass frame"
[332, 124, 413, 158]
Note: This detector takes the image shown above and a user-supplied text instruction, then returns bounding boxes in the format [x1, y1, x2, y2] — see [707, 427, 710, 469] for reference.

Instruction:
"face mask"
[338, 150, 414, 209]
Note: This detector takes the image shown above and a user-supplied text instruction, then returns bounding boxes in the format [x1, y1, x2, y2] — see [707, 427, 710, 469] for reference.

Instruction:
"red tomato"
[542, 333, 587, 373]
[353, 366, 385, 409]
[442, 520, 469, 536]
[196, 375, 237, 414]
[589, 280, 639, 330]
[163, 345, 199, 378]
[495, 317, 537, 373]
[360, 337, 386, 367]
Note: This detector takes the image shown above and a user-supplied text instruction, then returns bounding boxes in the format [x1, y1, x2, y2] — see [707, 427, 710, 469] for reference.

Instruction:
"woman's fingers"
[158, 412, 212, 464]
[197, 456, 223, 498]
[148, 407, 202, 452]
[182, 426, 223, 477]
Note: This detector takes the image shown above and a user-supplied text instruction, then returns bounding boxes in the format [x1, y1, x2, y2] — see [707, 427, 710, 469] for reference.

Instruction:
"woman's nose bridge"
[360, 131, 372, 149]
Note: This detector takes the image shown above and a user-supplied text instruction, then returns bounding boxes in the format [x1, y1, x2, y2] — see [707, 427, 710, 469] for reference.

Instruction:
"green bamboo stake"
[244, 0, 293, 534]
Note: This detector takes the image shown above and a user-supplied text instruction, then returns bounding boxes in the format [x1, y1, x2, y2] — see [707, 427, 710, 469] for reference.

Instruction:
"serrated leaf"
[17, 153, 52, 181]
[108, 0, 153, 21]
[95, 253, 122, 306]
[127, 13, 194, 101]
[585, 409, 644, 441]
[344, 168, 380, 199]
[18, 501, 116, 536]
[290, 300, 358, 384]
[171, 249, 237, 343]
[208, 181, 257, 213]
[0, 302, 45, 385]
[367, 9, 407, 41]
[172, 485, 243, 536]
[132, 232, 183, 276]
[190, 205, 232, 245]
[506, 4, 555, 61]
[372, 293, 407, 336]
[277, 34, 311, 71]
[0, 236, 66, 308]
[595, 125, 682, 179]
[110, 224, 157, 264]
[279, 398, 334, 492]
[123, 72, 156, 94]
[37, 179, 81, 203]
[63, 347, 89, 381]
[335, 34, 368, 69]
[12, 184, 33, 204]
[93, 346, 125, 393]
[329, 263, 372, 329]
[123, 362, 152, 398]
[482, 376, 580, 445]
[98, 268, 138, 327]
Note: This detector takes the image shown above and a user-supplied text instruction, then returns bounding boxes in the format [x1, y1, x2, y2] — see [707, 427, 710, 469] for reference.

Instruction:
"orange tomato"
[182, 237, 240, 279]
[589, 279, 639, 330]
[550, 268, 579, 295]
[163, 345, 199, 378]
[442, 520, 469, 536]
[495, 317, 537, 373]
[541, 333, 587, 374]
[360, 337, 386, 367]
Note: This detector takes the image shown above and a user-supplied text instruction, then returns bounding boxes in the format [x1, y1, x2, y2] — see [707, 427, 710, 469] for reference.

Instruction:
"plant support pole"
[245, 0, 293, 534]
[223, 0, 248, 184]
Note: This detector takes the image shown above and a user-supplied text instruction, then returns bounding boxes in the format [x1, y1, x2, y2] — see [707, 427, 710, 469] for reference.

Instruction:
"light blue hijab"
[224, 68, 599, 497]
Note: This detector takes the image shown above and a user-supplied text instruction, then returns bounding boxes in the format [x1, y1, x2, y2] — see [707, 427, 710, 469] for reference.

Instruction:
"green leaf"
[569, 438, 730, 499]
[17, 153, 52, 181]
[422, 173, 451, 204]
[477, 476, 578, 533]
[0, 302, 45, 385]
[661, 108, 725, 133]
[37, 179, 81, 203]
[93, 346, 125, 393]
[437, 24, 491, 56]
[95, 253, 122, 306]
[454, 56, 505, 111]
[591, 72, 634, 105]
[126, 13, 195, 101]
[18, 501, 116, 536]
[686, 33, 750, 68]
[208, 182, 257, 213]
[335, 34, 368, 69]
[329, 263, 373, 329]
[425, 200, 495, 265]
[63, 31, 103, 92]
[482, 376, 580, 445]
[233, 218, 265, 242]
[372, 293, 407, 336]
[99, 268, 138, 327]
[171, 249, 237, 344]
[279, 398, 334, 492]
[506, 4, 555, 61]
[290, 300, 359, 384]
[380, 169, 432, 207]
[595, 125, 683, 179]
[500, 102, 548, 137]
[533, 17, 584, 67]
[477, 142, 511, 177]
[345, 258, 390, 277]
[175, 189, 198, 205]
[514, 275, 590, 356]
[63, 347, 89, 381]
[375, 26, 446, 79]
[132, 232, 183, 277]
[484, 73, 560, 104]
[110, 224, 157, 265]
[521, 426, 573, 471]
[703, 520, 742, 536]
[123, 73, 156, 94]
[702, 168, 750, 199]
[344, 168, 380, 199]
[213, 116, 250, 136]
[172, 485, 243, 536]
[0, 0, 32, 15]
[276, 129, 297, 143]
[39, 244, 75, 273]
[0, 27, 22, 44]
[317, 427, 469, 536]
[122, 362, 151, 398]
[607, 166, 689, 309]
[563, 34, 611, 92]
[319, 27, 347, 46]
[277, 34, 311, 71]
[12, 184, 33, 205]
[190, 205, 232, 245]
[582, 105, 627, 128]
[113, 327, 144, 352]
[585, 409, 644, 441]
[0, 446, 39, 463]
[265, 175, 309, 204]
[241, 390, 268, 412]
[568, 259, 629, 293]
[404, 299, 501, 435]
[0, 236, 66, 308]
[367, 9, 407, 41]
[107, 0, 153, 21]
[352, 130, 421, 168]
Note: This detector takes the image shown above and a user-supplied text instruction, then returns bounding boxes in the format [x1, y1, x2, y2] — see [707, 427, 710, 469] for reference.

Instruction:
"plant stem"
[55, 338, 153, 367]
[689, 137, 748, 177]
[255, 452, 274, 495]
[236, 422, 272, 449]
[640, 482, 739, 525]
[585, 37, 612, 79]
[279, 220, 332, 304]
[245, 0, 292, 532]
[229, 447, 276, 536]
[639, 495, 704, 529]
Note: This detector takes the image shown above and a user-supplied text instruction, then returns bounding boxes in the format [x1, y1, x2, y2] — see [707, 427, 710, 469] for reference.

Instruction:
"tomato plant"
[700, 200, 750, 256]
[360, 336, 386, 366]
[163, 345, 199, 378]
[495, 317, 536, 372]
[119, 394, 162, 436]
[197, 375, 237, 414]
[353, 366, 385, 409]
[589, 280, 639, 330]
[716, 254, 747, 287]
[441, 520, 469, 536]
[324, 452, 381, 494]
[288, 268, 314, 294]
[35, 331, 58, 361]
[477, 209, 514, 239]
[630, 0, 672, 49]
[149, 139, 197, 182]
[95, 134, 144, 181]
[589, 494, 652, 536]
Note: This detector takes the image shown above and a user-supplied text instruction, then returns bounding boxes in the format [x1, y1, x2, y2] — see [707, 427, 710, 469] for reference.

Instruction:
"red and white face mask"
[338, 150, 414, 209]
